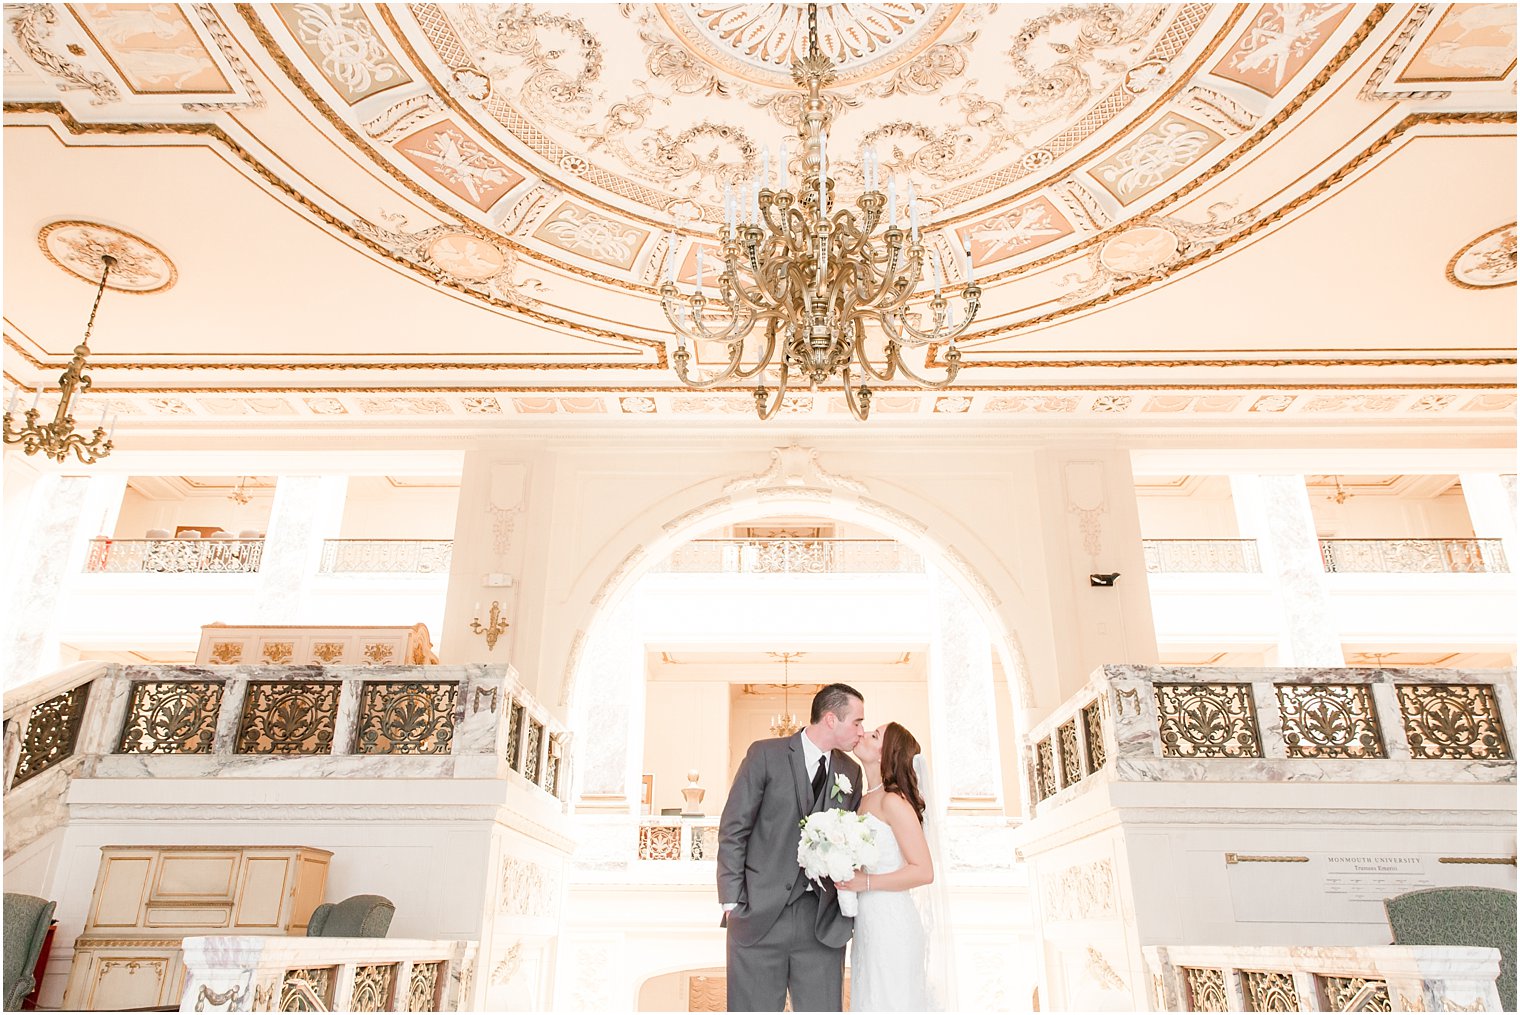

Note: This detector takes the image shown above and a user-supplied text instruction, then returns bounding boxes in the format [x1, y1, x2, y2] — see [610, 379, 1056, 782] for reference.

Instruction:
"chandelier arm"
[887, 340, 961, 388]
[852, 318, 898, 384]
[728, 318, 783, 381]
[672, 339, 746, 389]
[754, 360, 791, 420]
[840, 364, 872, 422]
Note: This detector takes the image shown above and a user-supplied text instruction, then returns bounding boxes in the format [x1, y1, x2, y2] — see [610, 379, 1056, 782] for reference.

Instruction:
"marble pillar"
[2, 474, 95, 684]
[1230, 475, 1345, 666]
[442, 453, 531, 665]
[255, 476, 346, 622]
[570, 599, 645, 812]
[927, 567, 1004, 812]
[1459, 472, 1519, 575]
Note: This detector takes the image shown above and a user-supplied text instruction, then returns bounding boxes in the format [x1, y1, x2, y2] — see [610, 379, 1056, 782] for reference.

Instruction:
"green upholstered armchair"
[4, 893, 55, 1011]
[305, 895, 395, 938]
[1385, 886, 1517, 1012]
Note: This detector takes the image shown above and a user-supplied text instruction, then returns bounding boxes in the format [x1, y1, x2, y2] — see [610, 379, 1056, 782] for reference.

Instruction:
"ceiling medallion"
[37, 220, 177, 293]
[1446, 224, 1517, 290]
[1099, 226, 1181, 275]
[663, 3, 979, 421]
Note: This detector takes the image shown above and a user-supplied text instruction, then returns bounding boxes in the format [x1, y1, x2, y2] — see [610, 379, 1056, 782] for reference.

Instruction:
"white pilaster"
[569, 599, 645, 812]
[2, 474, 91, 684]
[1459, 472, 1519, 575]
[1230, 474, 1345, 666]
[255, 475, 347, 622]
[927, 567, 1004, 812]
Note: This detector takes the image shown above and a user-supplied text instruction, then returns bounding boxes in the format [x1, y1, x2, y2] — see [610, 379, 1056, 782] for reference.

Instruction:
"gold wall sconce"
[471, 600, 509, 650]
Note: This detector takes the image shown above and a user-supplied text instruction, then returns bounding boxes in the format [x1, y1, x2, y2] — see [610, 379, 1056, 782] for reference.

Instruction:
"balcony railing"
[657, 538, 923, 574]
[1144, 539, 1262, 573]
[85, 537, 263, 573]
[319, 539, 453, 574]
[1320, 538, 1509, 574]
[637, 818, 720, 861]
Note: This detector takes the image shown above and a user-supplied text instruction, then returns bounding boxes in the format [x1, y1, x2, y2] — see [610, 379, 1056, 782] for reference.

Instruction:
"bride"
[838, 722, 953, 1012]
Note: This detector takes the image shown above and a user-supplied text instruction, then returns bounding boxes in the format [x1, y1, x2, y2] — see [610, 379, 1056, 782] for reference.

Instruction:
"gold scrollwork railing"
[1142, 539, 1262, 573]
[1319, 538, 1509, 574]
[85, 537, 264, 573]
[637, 820, 721, 861]
[658, 538, 923, 575]
[317, 539, 454, 574]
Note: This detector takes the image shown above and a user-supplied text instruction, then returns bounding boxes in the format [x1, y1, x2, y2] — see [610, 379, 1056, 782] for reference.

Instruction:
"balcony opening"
[322, 475, 461, 575]
[90, 476, 276, 573]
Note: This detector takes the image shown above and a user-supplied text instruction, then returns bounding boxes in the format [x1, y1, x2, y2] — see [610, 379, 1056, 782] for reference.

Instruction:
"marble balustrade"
[636, 817, 720, 861]
[1145, 943, 1502, 1012]
[1024, 665, 1517, 811]
[179, 935, 479, 1013]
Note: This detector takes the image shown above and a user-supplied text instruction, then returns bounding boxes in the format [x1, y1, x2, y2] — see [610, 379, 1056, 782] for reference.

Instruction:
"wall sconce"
[471, 600, 509, 650]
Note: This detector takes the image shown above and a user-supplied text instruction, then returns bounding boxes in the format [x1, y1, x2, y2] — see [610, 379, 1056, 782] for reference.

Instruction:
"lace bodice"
[860, 811, 904, 876]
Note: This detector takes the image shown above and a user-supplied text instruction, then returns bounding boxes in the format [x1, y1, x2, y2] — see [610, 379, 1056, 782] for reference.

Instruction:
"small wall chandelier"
[4, 254, 117, 463]
[768, 652, 803, 739]
[229, 476, 253, 506]
[661, 3, 981, 421]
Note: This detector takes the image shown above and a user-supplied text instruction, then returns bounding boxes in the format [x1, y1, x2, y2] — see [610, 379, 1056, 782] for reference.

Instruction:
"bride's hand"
[836, 871, 868, 892]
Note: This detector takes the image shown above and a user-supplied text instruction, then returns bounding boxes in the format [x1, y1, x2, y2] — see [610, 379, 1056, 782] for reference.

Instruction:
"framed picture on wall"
[641, 774, 653, 815]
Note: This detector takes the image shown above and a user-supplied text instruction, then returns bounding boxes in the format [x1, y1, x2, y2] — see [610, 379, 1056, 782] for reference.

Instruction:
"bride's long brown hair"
[880, 722, 925, 823]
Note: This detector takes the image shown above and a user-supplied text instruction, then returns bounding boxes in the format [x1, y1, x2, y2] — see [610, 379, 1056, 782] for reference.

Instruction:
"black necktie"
[811, 755, 828, 802]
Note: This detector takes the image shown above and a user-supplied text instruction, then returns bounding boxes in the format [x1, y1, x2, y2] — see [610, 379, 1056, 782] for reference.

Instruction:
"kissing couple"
[717, 683, 952, 1012]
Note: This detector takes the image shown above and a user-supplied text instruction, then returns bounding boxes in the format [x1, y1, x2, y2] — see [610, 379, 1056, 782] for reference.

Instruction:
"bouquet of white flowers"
[797, 807, 880, 917]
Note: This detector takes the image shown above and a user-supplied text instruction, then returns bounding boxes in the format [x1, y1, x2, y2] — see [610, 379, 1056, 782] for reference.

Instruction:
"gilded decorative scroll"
[235, 681, 340, 755]
[1057, 720, 1083, 787]
[505, 699, 524, 770]
[407, 961, 442, 1012]
[350, 963, 397, 1013]
[281, 967, 334, 1011]
[1081, 699, 1107, 772]
[1183, 967, 1228, 1011]
[1318, 974, 1392, 1012]
[354, 680, 458, 755]
[118, 681, 223, 754]
[1396, 684, 1512, 760]
[1275, 683, 1385, 759]
[1156, 682, 1262, 758]
[1242, 969, 1299, 1011]
[12, 683, 91, 785]
[524, 718, 543, 784]
[1034, 738, 1057, 800]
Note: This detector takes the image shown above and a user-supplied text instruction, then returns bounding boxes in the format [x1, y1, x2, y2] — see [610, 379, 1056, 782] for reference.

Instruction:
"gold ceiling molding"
[1445, 223, 1517, 290]
[1, 101, 665, 362]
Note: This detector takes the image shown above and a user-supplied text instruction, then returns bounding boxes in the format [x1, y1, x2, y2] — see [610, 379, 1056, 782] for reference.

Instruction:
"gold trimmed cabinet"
[195, 623, 439, 666]
[62, 845, 331, 1011]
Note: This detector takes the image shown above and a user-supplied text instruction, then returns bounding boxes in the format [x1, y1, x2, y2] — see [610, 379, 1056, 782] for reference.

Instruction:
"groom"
[718, 683, 866, 1012]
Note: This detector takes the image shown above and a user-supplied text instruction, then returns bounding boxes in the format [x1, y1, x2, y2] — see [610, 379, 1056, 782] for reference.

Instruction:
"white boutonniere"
[831, 773, 853, 801]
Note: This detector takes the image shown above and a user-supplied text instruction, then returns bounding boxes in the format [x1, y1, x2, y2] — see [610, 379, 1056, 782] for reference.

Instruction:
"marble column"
[927, 567, 1004, 812]
[1459, 472, 1518, 575]
[255, 476, 346, 622]
[1230, 474, 1345, 666]
[2, 474, 92, 684]
[441, 453, 532, 665]
[569, 598, 645, 813]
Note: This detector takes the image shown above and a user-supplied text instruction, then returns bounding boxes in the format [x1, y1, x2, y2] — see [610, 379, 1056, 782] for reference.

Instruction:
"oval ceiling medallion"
[1099, 226, 1180, 275]
[657, 3, 963, 86]
[426, 232, 509, 280]
[37, 220, 177, 293]
[1446, 224, 1517, 290]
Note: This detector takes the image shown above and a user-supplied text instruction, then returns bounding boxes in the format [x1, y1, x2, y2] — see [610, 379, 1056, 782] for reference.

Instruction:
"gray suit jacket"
[718, 733, 864, 948]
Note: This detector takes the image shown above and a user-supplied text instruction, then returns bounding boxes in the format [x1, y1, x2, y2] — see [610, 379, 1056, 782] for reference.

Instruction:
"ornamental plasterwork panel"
[352, 213, 544, 307]
[1040, 858, 1118, 922]
[37, 220, 176, 293]
[954, 197, 1076, 270]
[532, 202, 649, 271]
[1210, 4, 1355, 97]
[1089, 112, 1224, 203]
[1399, 4, 1517, 82]
[271, 3, 412, 104]
[69, 4, 231, 94]
[394, 121, 525, 212]
[500, 856, 556, 918]
[1446, 223, 1517, 289]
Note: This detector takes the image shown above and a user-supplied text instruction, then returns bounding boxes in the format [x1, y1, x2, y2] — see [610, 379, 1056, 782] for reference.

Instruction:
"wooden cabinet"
[63, 845, 331, 1011]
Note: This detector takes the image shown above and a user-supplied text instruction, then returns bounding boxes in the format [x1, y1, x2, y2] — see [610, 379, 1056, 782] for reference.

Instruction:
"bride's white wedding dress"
[849, 812, 929, 1012]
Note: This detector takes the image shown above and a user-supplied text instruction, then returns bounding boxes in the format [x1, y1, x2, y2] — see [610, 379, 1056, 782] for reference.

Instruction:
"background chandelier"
[4, 253, 117, 464]
[661, 3, 981, 421]
[768, 652, 804, 739]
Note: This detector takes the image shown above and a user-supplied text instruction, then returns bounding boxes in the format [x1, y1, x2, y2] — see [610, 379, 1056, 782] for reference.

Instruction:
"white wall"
[338, 477, 460, 539]
[642, 681, 730, 816]
[113, 483, 275, 538]
[1309, 487, 1474, 538]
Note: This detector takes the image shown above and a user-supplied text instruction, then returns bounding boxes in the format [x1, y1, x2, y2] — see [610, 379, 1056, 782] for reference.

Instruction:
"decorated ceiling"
[2, 4, 1515, 426]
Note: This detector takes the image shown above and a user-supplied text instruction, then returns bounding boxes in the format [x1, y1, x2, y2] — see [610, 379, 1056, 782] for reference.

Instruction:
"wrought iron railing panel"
[1275, 683, 1386, 759]
[1057, 720, 1082, 788]
[523, 719, 543, 784]
[119, 681, 223, 754]
[407, 961, 443, 1012]
[1143, 539, 1262, 573]
[281, 967, 335, 1012]
[12, 683, 91, 785]
[236, 681, 341, 755]
[350, 963, 397, 1013]
[1183, 967, 1228, 1012]
[1156, 683, 1263, 759]
[84, 537, 264, 573]
[506, 700, 525, 771]
[1319, 538, 1509, 573]
[354, 681, 458, 755]
[691, 825, 720, 860]
[637, 824, 683, 860]
[1317, 974, 1391, 1013]
[1034, 738, 1057, 801]
[1241, 969, 1300, 1012]
[658, 538, 923, 574]
[318, 539, 454, 574]
[1396, 684, 1512, 760]
[1081, 700, 1106, 773]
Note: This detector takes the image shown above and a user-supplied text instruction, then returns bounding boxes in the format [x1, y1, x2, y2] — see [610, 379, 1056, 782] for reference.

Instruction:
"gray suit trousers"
[725, 892, 844, 1012]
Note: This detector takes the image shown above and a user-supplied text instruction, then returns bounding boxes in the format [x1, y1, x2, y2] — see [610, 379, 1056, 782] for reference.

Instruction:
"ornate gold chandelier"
[768, 652, 803, 739]
[661, 4, 981, 421]
[4, 254, 116, 463]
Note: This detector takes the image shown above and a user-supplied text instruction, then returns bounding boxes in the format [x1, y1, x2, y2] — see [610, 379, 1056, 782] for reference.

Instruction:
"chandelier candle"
[660, 2, 981, 421]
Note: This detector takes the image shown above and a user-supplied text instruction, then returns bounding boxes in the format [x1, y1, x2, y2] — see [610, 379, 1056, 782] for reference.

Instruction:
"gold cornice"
[2, 100, 667, 365]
